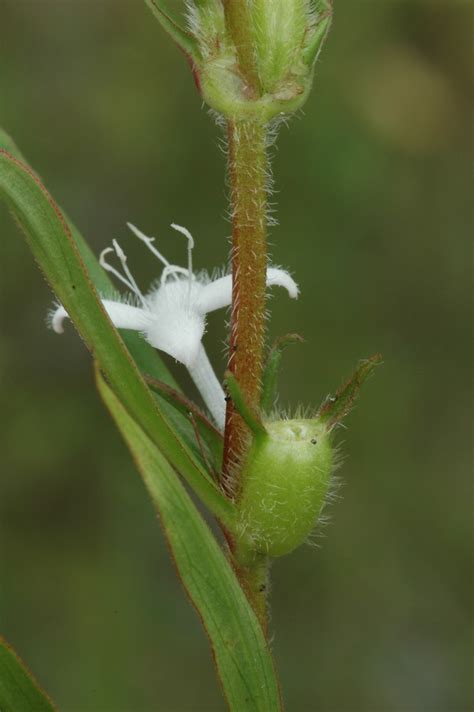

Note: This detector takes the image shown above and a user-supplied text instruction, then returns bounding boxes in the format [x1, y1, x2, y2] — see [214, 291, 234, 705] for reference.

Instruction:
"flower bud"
[192, 0, 332, 120]
[236, 417, 334, 559]
[225, 355, 381, 562]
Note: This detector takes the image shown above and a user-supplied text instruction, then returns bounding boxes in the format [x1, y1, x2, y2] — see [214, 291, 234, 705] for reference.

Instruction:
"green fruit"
[236, 418, 333, 558]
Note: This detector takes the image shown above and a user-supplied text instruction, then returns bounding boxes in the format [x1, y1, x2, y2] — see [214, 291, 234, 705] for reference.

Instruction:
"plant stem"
[232, 553, 270, 633]
[221, 1, 271, 631]
[223, 119, 268, 482]
[222, 120, 272, 631]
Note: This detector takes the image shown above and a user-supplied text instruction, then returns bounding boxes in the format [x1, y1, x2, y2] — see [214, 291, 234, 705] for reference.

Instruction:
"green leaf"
[260, 333, 304, 414]
[96, 371, 282, 712]
[318, 353, 383, 428]
[0, 148, 235, 528]
[0, 637, 56, 712]
[144, 0, 200, 60]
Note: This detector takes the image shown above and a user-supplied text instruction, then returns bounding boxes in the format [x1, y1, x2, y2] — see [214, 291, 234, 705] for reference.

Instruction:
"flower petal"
[196, 267, 299, 315]
[145, 307, 205, 368]
[51, 300, 151, 334]
[266, 268, 299, 299]
[188, 344, 226, 430]
[195, 274, 233, 314]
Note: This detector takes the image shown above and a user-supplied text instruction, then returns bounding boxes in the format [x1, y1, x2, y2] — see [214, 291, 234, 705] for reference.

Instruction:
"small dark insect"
[311, 438, 318, 445]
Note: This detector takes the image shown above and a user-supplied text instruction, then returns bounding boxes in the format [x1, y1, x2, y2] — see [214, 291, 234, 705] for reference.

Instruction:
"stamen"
[113, 240, 148, 306]
[171, 223, 194, 300]
[99, 242, 147, 307]
[161, 265, 190, 285]
[127, 222, 171, 270]
[100, 247, 133, 291]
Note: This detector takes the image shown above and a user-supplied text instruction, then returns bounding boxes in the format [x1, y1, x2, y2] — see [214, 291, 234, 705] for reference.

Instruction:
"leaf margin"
[0, 636, 56, 712]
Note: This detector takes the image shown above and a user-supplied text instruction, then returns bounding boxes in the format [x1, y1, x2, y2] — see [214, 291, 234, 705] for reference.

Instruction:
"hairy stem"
[221, 2, 271, 632]
[223, 119, 268, 484]
[222, 121, 269, 632]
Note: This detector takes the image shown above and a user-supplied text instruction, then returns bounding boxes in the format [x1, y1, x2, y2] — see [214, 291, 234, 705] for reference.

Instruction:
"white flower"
[51, 223, 299, 430]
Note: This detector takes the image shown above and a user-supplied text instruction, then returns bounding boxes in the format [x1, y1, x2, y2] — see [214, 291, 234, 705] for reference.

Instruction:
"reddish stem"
[222, 120, 268, 489]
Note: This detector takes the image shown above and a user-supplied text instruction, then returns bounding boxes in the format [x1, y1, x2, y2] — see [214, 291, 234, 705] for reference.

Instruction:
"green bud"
[145, 0, 333, 121]
[225, 353, 381, 562]
[236, 417, 334, 560]
[199, 0, 332, 120]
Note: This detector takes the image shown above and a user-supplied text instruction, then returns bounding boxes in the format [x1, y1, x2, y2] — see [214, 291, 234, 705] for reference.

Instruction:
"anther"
[171, 223, 194, 299]
[99, 243, 147, 307]
[127, 222, 171, 270]
[112, 239, 147, 307]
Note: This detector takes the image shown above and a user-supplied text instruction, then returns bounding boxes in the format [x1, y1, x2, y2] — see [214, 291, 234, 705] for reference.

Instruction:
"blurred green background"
[0, 1, 472, 710]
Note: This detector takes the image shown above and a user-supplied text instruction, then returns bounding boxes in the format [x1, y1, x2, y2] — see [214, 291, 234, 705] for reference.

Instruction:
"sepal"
[144, 0, 200, 60]
[303, 0, 333, 67]
[318, 353, 382, 428]
[260, 333, 304, 414]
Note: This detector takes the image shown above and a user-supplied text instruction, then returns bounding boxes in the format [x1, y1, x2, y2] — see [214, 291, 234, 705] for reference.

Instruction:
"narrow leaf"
[0, 149, 235, 528]
[96, 372, 282, 712]
[318, 353, 382, 428]
[144, 0, 200, 60]
[0, 637, 56, 712]
[260, 333, 304, 414]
